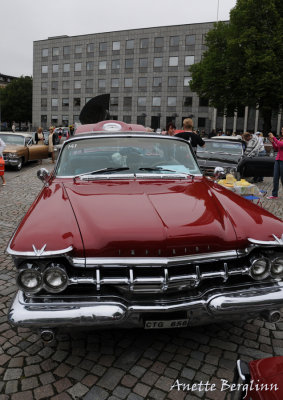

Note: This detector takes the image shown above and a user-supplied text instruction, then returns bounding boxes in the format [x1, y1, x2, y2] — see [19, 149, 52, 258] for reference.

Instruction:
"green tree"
[190, 0, 283, 133]
[0, 76, 32, 129]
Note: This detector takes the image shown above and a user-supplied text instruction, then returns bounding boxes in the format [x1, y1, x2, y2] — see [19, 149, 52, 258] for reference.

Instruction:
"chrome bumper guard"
[8, 282, 283, 329]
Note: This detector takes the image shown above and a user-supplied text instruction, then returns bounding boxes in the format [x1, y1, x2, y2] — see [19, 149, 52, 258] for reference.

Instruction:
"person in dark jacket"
[175, 118, 205, 153]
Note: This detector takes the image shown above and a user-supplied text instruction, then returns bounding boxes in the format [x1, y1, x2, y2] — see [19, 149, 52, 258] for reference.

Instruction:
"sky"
[1, 0, 237, 77]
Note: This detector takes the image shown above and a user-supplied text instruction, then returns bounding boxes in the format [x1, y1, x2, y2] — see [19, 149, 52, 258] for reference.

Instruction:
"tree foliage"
[0, 76, 32, 126]
[190, 0, 283, 131]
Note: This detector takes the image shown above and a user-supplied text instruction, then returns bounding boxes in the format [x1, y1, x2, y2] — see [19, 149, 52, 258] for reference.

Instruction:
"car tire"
[15, 158, 24, 171]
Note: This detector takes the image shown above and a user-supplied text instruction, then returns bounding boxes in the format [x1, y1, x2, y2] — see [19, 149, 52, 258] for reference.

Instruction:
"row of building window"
[41, 55, 195, 73]
[43, 96, 207, 108]
[42, 35, 198, 57]
[42, 76, 192, 90]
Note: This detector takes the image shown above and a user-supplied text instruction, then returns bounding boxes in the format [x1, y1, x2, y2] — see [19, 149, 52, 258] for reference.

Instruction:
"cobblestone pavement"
[0, 160, 283, 400]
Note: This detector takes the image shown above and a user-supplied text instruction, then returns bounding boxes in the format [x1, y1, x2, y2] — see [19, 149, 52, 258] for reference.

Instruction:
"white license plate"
[144, 319, 189, 329]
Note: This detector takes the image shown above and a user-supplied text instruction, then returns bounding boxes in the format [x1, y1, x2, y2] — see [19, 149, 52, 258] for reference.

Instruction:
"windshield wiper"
[74, 167, 130, 179]
[138, 167, 177, 173]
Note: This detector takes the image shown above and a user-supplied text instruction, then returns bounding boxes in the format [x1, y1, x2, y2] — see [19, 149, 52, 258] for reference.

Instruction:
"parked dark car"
[197, 137, 274, 179]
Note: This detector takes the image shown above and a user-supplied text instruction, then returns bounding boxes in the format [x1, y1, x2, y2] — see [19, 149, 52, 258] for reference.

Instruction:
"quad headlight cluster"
[17, 263, 68, 294]
[250, 256, 283, 280]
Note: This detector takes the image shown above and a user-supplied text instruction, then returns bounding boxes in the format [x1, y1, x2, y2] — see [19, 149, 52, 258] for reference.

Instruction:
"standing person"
[48, 127, 56, 163]
[175, 118, 205, 153]
[165, 122, 176, 136]
[0, 137, 6, 186]
[11, 122, 16, 133]
[267, 130, 283, 199]
[35, 127, 44, 145]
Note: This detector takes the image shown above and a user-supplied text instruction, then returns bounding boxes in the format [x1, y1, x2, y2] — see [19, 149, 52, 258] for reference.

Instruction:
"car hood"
[3, 145, 25, 152]
[9, 177, 283, 259]
[197, 152, 241, 164]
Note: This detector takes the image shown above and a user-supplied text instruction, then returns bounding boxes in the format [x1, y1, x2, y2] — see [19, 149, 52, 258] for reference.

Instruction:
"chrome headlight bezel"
[43, 264, 68, 293]
[249, 257, 270, 280]
[17, 267, 43, 293]
[270, 257, 283, 279]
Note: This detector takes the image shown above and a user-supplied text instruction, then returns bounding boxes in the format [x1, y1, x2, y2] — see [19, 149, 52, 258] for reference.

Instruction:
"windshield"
[56, 136, 201, 177]
[198, 140, 243, 155]
[0, 134, 25, 146]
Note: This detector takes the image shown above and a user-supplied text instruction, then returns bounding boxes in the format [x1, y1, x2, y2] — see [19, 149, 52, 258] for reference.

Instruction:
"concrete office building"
[32, 22, 281, 133]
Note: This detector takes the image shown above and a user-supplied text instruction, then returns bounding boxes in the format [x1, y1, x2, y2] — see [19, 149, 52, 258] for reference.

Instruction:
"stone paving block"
[3, 368, 22, 380]
[34, 384, 55, 400]
[121, 374, 138, 388]
[21, 377, 39, 391]
[11, 391, 33, 400]
[83, 385, 109, 400]
[113, 385, 131, 399]
[148, 388, 167, 399]
[5, 380, 18, 394]
[97, 367, 125, 390]
[54, 378, 72, 393]
[133, 382, 151, 398]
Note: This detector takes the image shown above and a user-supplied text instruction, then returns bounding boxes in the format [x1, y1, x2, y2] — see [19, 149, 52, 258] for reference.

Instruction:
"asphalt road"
[0, 160, 283, 400]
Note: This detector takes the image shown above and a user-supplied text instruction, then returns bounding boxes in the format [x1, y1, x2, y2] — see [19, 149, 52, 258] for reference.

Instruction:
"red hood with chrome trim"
[9, 177, 283, 258]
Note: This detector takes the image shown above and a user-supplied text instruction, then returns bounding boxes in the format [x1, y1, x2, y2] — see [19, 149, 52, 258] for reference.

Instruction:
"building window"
[99, 42, 107, 51]
[184, 77, 192, 87]
[112, 41, 120, 51]
[41, 82, 47, 90]
[86, 61, 94, 71]
[41, 65, 48, 73]
[138, 77, 147, 87]
[139, 58, 148, 68]
[169, 56, 178, 67]
[154, 37, 164, 48]
[140, 38, 149, 49]
[125, 59, 133, 69]
[154, 57, 163, 67]
[153, 77, 162, 87]
[168, 97, 177, 106]
[62, 116, 69, 125]
[51, 81, 58, 90]
[63, 46, 71, 55]
[51, 98, 58, 107]
[137, 97, 146, 106]
[75, 45, 82, 53]
[170, 36, 179, 46]
[185, 56, 195, 66]
[62, 98, 69, 107]
[74, 80, 81, 89]
[52, 47, 59, 56]
[198, 117, 206, 127]
[168, 77, 177, 87]
[51, 116, 58, 124]
[85, 97, 92, 103]
[137, 115, 146, 125]
[152, 97, 161, 107]
[41, 115, 47, 123]
[63, 63, 70, 72]
[199, 97, 209, 107]
[87, 43, 94, 52]
[110, 97, 118, 106]
[52, 64, 59, 73]
[123, 116, 131, 123]
[86, 79, 93, 88]
[41, 98, 47, 107]
[123, 97, 132, 107]
[74, 98, 81, 107]
[186, 35, 196, 45]
[42, 48, 48, 57]
[62, 81, 69, 89]
[75, 63, 82, 72]
[111, 78, 119, 88]
[183, 96, 192, 106]
[98, 79, 106, 88]
[99, 61, 107, 70]
[112, 59, 120, 69]
[124, 78, 132, 88]
[126, 39, 134, 49]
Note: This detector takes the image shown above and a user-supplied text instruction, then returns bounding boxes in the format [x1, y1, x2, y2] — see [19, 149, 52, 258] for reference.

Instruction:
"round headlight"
[271, 258, 283, 278]
[250, 258, 270, 280]
[43, 265, 68, 293]
[17, 269, 42, 293]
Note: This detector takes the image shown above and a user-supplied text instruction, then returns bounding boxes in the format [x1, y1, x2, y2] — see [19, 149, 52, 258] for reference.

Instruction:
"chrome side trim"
[7, 245, 73, 257]
[73, 250, 240, 268]
[248, 234, 283, 246]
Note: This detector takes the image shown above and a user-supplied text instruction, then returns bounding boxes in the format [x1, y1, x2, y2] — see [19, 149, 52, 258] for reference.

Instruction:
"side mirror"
[37, 168, 50, 187]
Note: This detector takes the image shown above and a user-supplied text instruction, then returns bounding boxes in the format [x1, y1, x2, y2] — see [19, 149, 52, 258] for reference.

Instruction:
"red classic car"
[6, 121, 283, 342]
[233, 356, 283, 399]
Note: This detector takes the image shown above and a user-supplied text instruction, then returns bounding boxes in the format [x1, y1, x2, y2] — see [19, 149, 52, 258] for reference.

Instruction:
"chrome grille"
[68, 263, 251, 293]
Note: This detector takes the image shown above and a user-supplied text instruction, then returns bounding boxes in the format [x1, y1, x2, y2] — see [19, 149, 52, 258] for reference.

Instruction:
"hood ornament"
[32, 244, 47, 256]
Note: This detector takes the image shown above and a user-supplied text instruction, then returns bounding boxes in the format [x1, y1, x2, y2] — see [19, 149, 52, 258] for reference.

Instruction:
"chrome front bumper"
[8, 282, 283, 329]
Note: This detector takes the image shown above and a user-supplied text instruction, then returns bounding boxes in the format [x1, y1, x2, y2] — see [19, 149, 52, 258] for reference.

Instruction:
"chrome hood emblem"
[32, 244, 47, 256]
